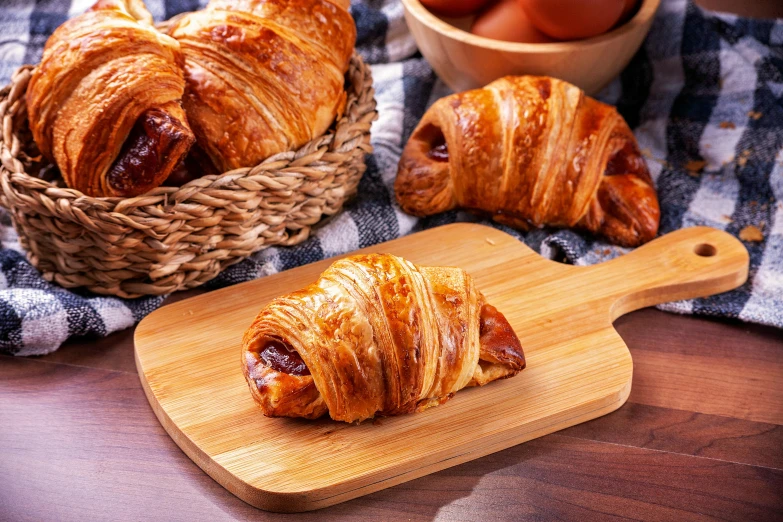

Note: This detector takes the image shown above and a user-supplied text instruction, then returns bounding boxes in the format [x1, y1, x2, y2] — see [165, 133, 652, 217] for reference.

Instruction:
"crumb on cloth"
[685, 160, 706, 176]
[739, 225, 764, 242]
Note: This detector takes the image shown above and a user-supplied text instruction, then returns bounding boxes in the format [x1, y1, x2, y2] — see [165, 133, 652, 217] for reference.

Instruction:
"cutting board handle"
[586, 226, 749, 320]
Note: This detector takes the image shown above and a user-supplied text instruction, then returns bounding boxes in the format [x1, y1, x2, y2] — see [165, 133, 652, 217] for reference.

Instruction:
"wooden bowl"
[401, 0, 660, 95]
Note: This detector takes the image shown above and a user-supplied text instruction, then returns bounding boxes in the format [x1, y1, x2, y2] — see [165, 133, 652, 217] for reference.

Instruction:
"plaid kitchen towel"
[0, 0, 781, 356]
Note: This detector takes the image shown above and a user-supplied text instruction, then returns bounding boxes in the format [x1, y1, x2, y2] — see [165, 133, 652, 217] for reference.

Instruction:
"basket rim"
[0, 50, 377, 212]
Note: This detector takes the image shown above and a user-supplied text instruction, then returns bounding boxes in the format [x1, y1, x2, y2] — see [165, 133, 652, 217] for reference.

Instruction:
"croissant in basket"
[395, 76, 660, 247]
[242, 254, 526, 423]
[166, 0, 357, 173]
[26, 0, 357, 197]
[26, 0, 196, 197]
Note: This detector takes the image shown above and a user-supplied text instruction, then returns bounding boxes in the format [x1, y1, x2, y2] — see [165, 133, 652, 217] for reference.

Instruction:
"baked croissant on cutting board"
[395, 76, 660, 247]
[242, 254, 526, 423]
[166, 0, 357, 173]
[26, 0, 195, 197]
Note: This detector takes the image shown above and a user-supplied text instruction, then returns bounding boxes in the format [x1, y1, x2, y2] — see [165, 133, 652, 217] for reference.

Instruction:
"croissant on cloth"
[242, 254, 526, 423]
[26, 0, 195, 197]
[395, 76, 660, 247]
[166, 0, 356, 173]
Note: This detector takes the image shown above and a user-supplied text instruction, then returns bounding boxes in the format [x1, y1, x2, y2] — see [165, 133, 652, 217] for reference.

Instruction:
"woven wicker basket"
[0, 53, 377, 298]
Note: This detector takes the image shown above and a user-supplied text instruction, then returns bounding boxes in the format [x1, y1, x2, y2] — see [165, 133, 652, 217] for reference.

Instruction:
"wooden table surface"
[2, 292, 782, 521]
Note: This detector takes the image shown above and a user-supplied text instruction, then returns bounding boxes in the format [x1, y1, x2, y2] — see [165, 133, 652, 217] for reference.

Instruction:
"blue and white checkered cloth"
[0, 0, 781, 356]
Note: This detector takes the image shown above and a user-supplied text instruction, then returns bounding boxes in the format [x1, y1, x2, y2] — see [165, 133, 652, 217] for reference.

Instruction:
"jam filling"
[107, 108, 191, 195]
[260, 339, 311, 376]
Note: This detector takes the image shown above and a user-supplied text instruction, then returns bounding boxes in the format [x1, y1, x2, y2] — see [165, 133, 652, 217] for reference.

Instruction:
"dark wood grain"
[615, 309, 783, 365]
[560, 402, 783, 469]
[0, 358, 276, 521]
[29, 328, 139, 374]
[408, 435, 783, 522]
[2, 355, 782, 522]
[615, 310, 783, 424]
[628, 348, 783, 424]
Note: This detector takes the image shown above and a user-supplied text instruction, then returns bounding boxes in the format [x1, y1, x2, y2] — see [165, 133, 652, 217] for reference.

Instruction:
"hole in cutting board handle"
[694, 243, 717, 257]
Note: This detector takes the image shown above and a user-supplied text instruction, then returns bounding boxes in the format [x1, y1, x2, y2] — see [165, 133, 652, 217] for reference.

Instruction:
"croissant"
[242, 253, 526, 423]
[395, 76, 660, 247]
[166, 0, 356, 173]
[26, 0, 195, 197]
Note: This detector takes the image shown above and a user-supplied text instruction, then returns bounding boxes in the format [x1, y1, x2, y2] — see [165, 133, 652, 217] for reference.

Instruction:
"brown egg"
[517, 0, 624, 40]
[421, 0, 494, 18]
[471, 0, 556, 43]
[619, 0, 639, 21]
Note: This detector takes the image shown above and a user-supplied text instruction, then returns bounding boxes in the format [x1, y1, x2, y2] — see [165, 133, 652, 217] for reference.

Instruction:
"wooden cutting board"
[135, 223, 748, 513]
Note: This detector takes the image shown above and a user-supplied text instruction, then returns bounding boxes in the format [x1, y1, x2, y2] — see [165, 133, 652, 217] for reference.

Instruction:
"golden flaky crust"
[242, 254, 526, 423]
[167, 0, 356, 173]
[26, 0, 194, 197]
[394, 76, 660, 247]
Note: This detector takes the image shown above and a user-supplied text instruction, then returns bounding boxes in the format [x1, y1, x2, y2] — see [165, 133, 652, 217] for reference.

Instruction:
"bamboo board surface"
[135, 223, 749, 512]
